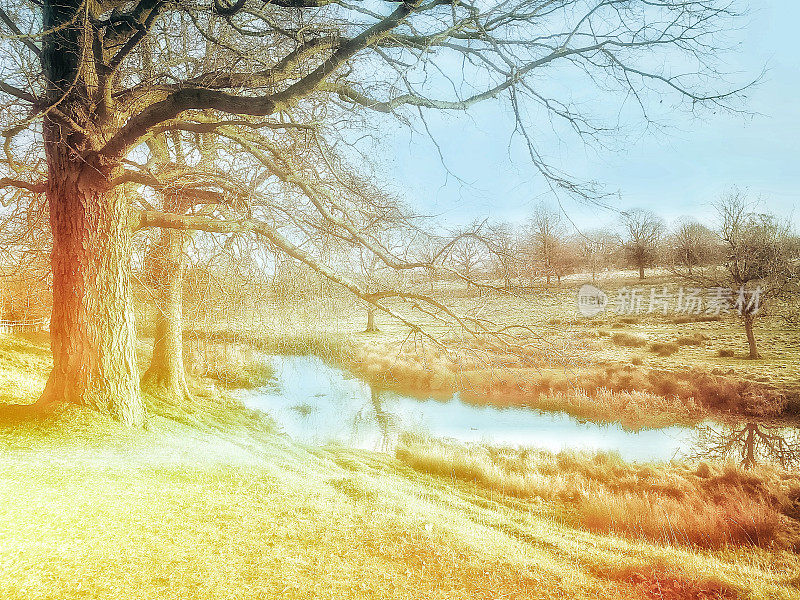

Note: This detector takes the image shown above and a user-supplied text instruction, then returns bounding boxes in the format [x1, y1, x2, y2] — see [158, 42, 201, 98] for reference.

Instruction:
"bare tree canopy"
[672, 190, 797, 359]
[619, 208, 665, 279]
[669, 217, 718, 275]
[0, 0, 751, 423]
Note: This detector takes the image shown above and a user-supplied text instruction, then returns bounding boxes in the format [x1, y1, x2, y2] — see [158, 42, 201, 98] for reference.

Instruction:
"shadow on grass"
[0, 401, 45, 427]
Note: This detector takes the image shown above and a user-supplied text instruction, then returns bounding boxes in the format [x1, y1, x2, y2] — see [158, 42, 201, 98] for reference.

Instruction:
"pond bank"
[185, 329, 799, 429]
[0, 332, 797, 598]
[241, 354, 800, 468]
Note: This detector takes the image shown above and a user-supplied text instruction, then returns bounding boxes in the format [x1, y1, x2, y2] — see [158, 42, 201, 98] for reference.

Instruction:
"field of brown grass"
[396, 436, 800, 551]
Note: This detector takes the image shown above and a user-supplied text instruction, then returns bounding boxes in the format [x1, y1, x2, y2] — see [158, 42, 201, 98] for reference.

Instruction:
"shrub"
[649, 341, 679, 356]
[612, 332, 647, 348]
[204, 362, 275, 389]
[718, 349, 736, 358]
[677, 334, 707, 346]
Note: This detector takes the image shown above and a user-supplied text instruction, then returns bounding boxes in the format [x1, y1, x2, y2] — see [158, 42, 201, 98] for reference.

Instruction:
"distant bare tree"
[579, 229, 618, 283]
[674, 191, 796, 359]
[450, 236, 487, 285]
[527, 204, 566, 287]
[619, 209, 665, 279]
[357, 247, 402, 333]
[551, 236, 581, 285]
[0, 189, 51, 323]
[489, 224, 520, 291]
[669, 218, 719, 275]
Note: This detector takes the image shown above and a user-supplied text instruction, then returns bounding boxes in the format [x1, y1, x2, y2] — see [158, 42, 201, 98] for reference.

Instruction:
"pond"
[242, 354, 716, 462]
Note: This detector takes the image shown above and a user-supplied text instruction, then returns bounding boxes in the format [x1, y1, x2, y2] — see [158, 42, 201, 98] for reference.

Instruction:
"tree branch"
[100, 1, 414, 157]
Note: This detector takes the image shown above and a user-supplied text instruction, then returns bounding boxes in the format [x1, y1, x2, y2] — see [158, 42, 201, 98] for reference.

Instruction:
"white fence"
[0, 318, 49, 334]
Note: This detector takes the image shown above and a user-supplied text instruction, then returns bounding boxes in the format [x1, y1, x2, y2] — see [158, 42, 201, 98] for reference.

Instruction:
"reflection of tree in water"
[350, 385, 395, 452]
[691, 421, 800, 469]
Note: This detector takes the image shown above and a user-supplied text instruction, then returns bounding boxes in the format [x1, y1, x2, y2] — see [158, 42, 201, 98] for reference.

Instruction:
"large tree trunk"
[142, 227, 191, 400]
[39, 156, 144, 426]
[638, 264, 645, 279]
[743, 314, 761, 360]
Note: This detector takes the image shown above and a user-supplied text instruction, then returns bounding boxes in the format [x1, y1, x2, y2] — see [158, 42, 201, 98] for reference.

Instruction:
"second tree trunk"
[142, 227, 191, 400]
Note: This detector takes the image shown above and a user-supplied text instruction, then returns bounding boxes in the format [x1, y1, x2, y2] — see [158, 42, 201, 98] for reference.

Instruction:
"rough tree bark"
[39, 149, 144, 425]
[141, 227, 191, 400]
[35, 0, 144, 424]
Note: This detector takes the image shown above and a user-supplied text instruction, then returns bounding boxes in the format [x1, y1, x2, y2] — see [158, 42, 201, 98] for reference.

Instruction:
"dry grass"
[0, 333, 798, 599]
[613, 333, 649, 348]
[580, 487, 782, 549]
[396, 436, 800, 551]
[607, 563, 741, 600]
[677, 334, 707, 347]
[649, 341, 680, 356]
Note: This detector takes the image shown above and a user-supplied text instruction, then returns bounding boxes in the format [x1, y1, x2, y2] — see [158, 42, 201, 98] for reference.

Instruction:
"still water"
[242, 354, 704, 462]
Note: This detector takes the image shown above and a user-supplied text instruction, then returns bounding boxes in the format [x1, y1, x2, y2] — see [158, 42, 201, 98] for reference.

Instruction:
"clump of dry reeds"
[341, 338, 791, 425]
[396, 437, 800, 550]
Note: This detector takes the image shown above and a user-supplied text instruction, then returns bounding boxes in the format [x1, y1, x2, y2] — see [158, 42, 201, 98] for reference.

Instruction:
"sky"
[378, 0, 800, 234]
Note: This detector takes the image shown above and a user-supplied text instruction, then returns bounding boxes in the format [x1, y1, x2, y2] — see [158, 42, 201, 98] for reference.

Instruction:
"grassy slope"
[0, 334, 798, 599]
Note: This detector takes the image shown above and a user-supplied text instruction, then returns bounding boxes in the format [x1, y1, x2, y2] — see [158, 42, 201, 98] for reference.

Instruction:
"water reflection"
[349, 387, 393, 452]
[241, 354, 795, 467]
[691, 421, 800, 469]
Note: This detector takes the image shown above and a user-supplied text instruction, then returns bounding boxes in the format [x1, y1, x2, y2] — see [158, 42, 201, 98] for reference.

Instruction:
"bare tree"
[526, 204, 565, 287]
[449, 235, 487, 285]
[357, 247, 401, 333]
[669, 217, 718, 275]
[672, 192, 795, 359]
[551, 235, 580, 285]
[619, 209, 665, 279]
[0, 0, 750, 423]
[488, 224, 520, 291]
[714, 193, 793, 359]
[579, 228, 617, 283]
[138, 130, 236, 400]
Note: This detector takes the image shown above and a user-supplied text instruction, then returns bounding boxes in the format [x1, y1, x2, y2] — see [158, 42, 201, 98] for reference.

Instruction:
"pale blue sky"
[381, 0, 799, 233]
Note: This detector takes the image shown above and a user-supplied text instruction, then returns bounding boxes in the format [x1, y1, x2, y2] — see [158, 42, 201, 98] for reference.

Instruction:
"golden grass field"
[1, 270, 799, 599]
[0, 332, 799, 600]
